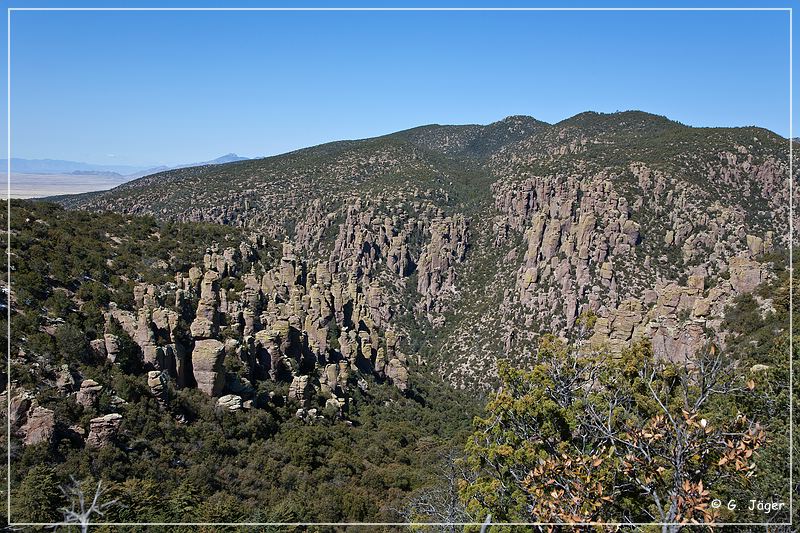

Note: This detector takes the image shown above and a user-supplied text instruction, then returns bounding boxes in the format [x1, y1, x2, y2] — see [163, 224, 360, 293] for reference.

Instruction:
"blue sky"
[0, 1, 795, 166]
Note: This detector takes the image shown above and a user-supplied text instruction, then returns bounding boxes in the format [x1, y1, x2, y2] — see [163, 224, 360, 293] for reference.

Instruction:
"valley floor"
[7, 172, 129, 198]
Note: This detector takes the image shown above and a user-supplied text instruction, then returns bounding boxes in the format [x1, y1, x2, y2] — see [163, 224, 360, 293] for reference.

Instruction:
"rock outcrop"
[191, 339, 225, 396]
[416, 216, 469, 319]
[50, 111, 792, 395]
[190, 270, 220, 338]
[588, 254, 774, 361]
[147, 370, 168, 405]
[288, 374, 312, 406]
[729, 256, 767, 293]
[76, 379, 103, 408]
[104, 333, 121, 362]
[20, 406, 55, 446]
[216, 394, 243, 411]
[86, 413, 123, 448]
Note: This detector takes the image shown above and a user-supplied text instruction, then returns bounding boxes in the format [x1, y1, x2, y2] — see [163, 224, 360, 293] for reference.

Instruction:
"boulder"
[687, 275, 705, 292]
[89, 339, 107, 359]
[621, 219, 640, 245]
[692, 298, 711, 317]
[86, 413, 122, 448]
[190, 270, 220, 338]
[288, 374, 312, 405]
[191, 339, 225, 396]
[21, 407, 55, 446]
[386, 358, 409, 393]
[76, 379, 103, 408]
[188, 266, 203, 287]
[147, 370, 168, 403]
[104, 334, 121, 363]
[746, 234, 764, 256]
[599, 261, 614, 281]
[324, 398, 340, 413]
[729, 256, 764, 294]
[216, 394, 243, 411]
[9, 390, 32, 429]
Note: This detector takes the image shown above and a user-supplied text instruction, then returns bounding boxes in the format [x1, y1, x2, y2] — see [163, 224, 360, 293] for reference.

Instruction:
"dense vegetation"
[10, 371, 478, 528]
[462, 259, 795, 527]
[3, 201, 481, 530]
[2, 104, 794, 531]
[4, 201, 794, 530]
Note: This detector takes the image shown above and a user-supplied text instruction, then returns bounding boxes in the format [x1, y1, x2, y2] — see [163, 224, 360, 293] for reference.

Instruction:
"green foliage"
[719, 255, 793, 524]
[5, 183, 792, 529]
[4, 194, 482, 525]
[11, 465, 63, 523]
[8, 369, 479, 525]
[463, 334, 786, 525]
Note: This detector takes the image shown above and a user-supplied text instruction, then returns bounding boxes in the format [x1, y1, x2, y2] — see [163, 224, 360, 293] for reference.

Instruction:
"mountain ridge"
[51, 110, 790, 204]
[7, 110, 793, 523]
[52, 109, 794, 389]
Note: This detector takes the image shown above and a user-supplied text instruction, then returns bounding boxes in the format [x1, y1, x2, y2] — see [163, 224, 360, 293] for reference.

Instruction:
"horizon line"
[9, 109, 790, 168]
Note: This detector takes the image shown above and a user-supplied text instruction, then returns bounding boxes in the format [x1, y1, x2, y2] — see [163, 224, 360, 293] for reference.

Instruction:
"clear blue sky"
[1, 1, 794, 166]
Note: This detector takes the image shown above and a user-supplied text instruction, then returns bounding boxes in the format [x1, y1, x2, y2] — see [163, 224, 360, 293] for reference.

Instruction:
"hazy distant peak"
[3, 158, 153, 176]
[207, 153, 249, 164]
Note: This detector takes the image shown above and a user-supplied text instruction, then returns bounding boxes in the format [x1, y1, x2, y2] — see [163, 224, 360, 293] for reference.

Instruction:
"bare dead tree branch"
[59, 477, 118, 533]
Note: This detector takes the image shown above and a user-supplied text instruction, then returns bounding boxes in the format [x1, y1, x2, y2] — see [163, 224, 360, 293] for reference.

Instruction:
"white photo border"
[5, 5, 794, 528]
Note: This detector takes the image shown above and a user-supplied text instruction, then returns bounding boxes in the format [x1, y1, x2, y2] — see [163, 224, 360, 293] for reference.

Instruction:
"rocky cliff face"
[8, 225, 417, 449]
[102, 239, 410, 407]
[56, 111, 795, 391]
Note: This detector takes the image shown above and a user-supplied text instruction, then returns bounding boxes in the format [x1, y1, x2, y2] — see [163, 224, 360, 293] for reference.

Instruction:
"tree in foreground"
[462, 337, 768, 529]
[60, 477, 118, 533]
[401, 448, 475, 532]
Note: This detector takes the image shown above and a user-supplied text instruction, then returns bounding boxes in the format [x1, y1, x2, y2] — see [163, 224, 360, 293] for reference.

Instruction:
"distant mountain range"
[4, 158, 153, 176]
[166, 153, 251, 173]
[4, 153, 250, 177]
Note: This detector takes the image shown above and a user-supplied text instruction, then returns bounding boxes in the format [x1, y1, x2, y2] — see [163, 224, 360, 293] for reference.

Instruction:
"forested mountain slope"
[55, 112, 795, 388]
[7, 111, 792, 527]
[3, 200, 481, 526]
